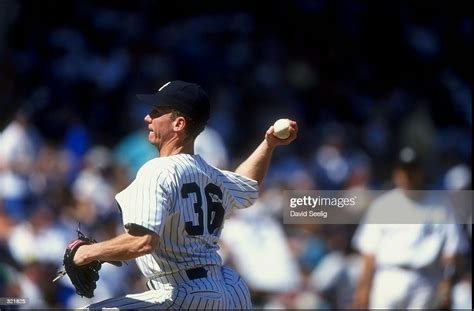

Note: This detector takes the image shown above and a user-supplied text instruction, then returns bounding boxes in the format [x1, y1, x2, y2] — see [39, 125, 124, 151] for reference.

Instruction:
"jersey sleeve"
[352, 223, 383, 255]
[351, 197, 382, 254]
[115, 166, 171, 235]
[220, 170, 259, 209]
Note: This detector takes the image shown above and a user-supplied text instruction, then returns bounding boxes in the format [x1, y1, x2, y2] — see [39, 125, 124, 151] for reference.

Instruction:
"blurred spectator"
[399, 104, 437, 166]
[312, 122, 350, 190]
[113, 129, 157, 179]
[72, 146, 116, 222]
[17, 261, 47, 308]
[309, 243, 362, 308]
[0, 110, 38, 222]
[30, 144, 71, 199]
[195, 126, 229, 169]
[0, 263, 22, 302]
[63, 121, 91, 183]
[7, 206, 72, 266]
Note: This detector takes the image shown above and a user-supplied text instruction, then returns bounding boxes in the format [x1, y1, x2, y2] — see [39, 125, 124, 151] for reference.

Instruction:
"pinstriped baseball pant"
[84, 265, 252, 310]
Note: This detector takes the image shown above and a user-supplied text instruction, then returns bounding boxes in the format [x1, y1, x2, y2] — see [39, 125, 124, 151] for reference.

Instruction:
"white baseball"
[273, 119, 291, 139]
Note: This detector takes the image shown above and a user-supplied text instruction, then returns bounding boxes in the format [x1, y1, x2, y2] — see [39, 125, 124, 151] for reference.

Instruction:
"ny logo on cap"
[159, 81, 172, 92]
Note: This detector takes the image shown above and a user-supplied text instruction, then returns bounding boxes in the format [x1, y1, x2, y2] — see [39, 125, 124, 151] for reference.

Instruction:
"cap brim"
[136, 94, 170, 107]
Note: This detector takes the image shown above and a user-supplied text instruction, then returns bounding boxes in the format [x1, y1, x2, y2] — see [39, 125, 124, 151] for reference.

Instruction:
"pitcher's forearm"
[74, 232, 158, 265]
[235, 140, 274, 185]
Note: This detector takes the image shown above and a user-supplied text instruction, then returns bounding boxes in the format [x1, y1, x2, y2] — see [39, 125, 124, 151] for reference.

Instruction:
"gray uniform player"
[71, 80, 298, 309]
[351, 148, 469, 309]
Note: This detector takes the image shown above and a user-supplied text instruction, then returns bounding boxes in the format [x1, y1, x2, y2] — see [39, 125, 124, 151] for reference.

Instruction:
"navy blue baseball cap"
[137, 80, 210, 124]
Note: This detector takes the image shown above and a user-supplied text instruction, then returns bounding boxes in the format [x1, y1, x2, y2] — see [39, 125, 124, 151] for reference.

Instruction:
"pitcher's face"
[144, 107, 175, 147]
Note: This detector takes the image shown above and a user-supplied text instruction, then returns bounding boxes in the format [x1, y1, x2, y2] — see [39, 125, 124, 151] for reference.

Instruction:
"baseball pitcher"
[57, 80, 298, 309]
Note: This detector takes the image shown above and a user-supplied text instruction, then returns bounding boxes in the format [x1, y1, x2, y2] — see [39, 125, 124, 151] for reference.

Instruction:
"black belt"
[147, 267, 209, 289]
[185, 267, 208, 280]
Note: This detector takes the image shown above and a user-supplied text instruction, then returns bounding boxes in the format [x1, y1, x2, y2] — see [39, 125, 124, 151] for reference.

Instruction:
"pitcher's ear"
[173, 116, 186, 132]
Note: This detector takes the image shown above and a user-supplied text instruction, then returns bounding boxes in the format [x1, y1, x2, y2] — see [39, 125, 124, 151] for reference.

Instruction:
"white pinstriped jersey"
[115, 153, 259, 279]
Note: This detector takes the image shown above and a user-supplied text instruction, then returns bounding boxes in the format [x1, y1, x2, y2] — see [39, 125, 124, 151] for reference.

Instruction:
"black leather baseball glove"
[54, 229, 122, 298]
[62, 230, 102, 298]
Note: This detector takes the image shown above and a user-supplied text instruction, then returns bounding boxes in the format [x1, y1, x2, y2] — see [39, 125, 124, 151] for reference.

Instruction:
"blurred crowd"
[0, 0, 472, 309]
